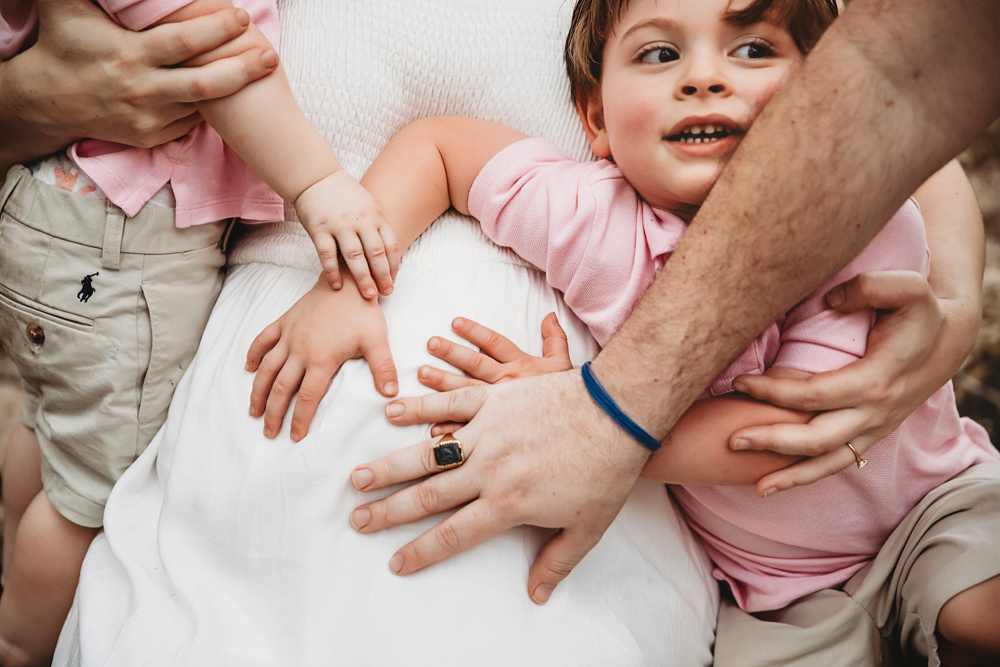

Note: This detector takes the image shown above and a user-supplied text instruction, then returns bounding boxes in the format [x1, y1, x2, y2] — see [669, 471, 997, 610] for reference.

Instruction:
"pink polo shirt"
[469, 138, 1000, 612]
[0, 0, 284, 227]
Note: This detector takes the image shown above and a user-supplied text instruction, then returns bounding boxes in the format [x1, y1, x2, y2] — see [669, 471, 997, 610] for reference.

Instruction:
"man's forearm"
[592, 0, 1000, 440]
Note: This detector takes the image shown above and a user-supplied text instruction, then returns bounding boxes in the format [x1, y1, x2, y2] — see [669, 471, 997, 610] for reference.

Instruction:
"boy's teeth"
[674, 123, 733, 142]
[690, 126, 702, 135]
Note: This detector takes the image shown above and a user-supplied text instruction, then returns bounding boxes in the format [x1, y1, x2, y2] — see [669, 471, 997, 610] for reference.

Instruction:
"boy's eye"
[732, 42, 773, 59]
[639, 47, 680, 64]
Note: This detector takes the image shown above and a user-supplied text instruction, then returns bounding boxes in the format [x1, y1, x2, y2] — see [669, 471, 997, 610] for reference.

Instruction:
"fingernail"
[427, 337, 440, 352]
[827, 286, 846, 307]
[262, 50, 278, 68]
[333, 281, 342, 290]
[236, 8, 250, 25]
[452, 318, 464, 329]
[384, 286, 393, 295]
[244, 362, 252, 372]
[351, 508, 370, 529]
[762, 487, 777, 498]
[389, 553, 404, 574]
[384, 381, 398, 396]
[431, 426, 442, 436]
[418, 366, 431, 379]
[732, 438, 750, 451]
[385, 402, 404, 418]
[532, 584, 554, 605]
[352, 468, 374, 490]
[732, 381, 748, 394]
[263, 428, 274, 438]
[248, 405, 256, 417]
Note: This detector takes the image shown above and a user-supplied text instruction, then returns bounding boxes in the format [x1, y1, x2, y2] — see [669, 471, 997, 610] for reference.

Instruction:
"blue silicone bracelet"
[581, 361, 661, 452]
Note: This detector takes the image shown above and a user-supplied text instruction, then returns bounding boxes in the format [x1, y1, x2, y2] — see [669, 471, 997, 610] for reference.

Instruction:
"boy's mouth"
[667, 123, 737, 144]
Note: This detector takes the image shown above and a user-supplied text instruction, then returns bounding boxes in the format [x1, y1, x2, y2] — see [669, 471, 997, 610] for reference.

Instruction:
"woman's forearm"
[591, 0, 1000, 442]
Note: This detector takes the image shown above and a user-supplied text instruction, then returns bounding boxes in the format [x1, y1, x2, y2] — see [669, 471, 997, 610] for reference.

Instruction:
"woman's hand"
[730, 270, 974, 494]
[0, 0, 278, 172]
[245, 275, 399, 442]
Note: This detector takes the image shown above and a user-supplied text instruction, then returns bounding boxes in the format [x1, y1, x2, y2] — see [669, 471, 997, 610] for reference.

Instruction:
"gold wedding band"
[433, 434, 465, 470]
[846, 442, 867, 470]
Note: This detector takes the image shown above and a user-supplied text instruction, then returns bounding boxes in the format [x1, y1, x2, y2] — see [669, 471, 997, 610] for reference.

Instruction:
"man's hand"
[1, 0, 278, 171]
[349, 371, 651, 605]
[245, 276, 398, 442]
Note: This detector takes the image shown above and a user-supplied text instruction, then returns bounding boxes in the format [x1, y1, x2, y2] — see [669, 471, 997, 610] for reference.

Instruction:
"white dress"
[55, 1, 719, 664]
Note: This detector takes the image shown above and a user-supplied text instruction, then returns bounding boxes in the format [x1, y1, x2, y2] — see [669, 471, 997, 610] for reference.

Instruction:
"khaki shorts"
[0, 165, 227, 527]
[714, 462, 1000, 667]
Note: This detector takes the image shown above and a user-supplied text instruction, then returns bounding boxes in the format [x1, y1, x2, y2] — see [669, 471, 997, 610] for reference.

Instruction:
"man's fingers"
[386, 500, 509, 576]
[351, 433, 471, 492]
[358, 227, 394, 296]
[352, 466, 475, 533]
[826, 270, 931, 313]
[427, 336, 502, 382]
[384, 385, 491, 426]
[527, 527, 598, 604]
[731, 409, 867, 457]
[756, 443, 864, 496]
[143, 8, 250, 66]
[418, 365, 484, 392]
[540, 312, 570, 362]
[363, 333, 398, 397]
[733, 367, 866, 412]
[288, 366, 334, 442]
[450, 318, 522, 363]
[262, 357, 305, 438]
[430, 422, 464, 437]
[246, 322, 281, 372]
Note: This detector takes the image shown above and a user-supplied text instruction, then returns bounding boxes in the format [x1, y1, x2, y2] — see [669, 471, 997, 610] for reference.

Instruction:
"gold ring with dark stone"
[846, 442, 867, 470]
[433, 434, 465, 470]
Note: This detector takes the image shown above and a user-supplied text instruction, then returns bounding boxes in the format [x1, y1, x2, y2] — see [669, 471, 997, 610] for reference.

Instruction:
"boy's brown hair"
[564, 0, 839, 110]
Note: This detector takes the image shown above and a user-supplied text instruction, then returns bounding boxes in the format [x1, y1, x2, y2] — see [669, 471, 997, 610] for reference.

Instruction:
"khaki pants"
[0, 165, 228, 527]
[714, 462, 1000, 667]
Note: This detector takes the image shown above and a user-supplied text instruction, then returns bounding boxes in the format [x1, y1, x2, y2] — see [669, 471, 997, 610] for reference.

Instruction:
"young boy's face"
[584, 0, 806, 215]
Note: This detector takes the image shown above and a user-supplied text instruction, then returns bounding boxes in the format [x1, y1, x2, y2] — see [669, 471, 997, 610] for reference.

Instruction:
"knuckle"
[434, 522, 462, 553]
[345, 248, 365, 261]
[483, 330, 503, 349]
[271, 379, 290, 397]
[540, 556, 575, 579]
[416, 483, 440, 514]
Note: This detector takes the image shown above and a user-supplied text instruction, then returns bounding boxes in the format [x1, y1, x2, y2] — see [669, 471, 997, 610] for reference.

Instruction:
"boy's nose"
[675, 59, 731, 98]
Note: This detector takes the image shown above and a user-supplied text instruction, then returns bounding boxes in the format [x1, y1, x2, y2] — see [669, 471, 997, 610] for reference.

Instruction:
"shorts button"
[26, 323, 44, 345]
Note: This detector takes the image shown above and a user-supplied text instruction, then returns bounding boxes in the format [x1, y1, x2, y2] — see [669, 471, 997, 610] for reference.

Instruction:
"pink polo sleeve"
[773, 199, 929, 373]
[467, 138, 686, 346]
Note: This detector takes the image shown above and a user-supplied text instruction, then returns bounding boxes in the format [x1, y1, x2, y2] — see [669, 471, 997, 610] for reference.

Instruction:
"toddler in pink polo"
[0, 0, 400, 662]
[287, 0, 997, 664]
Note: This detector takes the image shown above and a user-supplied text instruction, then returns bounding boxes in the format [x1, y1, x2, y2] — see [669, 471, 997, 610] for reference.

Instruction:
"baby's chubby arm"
[360, 116, 528, 251]
[156, 0, 398, 297]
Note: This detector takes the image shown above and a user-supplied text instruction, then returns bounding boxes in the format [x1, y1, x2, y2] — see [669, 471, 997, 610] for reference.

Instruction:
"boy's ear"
[576, 94, 611, 158]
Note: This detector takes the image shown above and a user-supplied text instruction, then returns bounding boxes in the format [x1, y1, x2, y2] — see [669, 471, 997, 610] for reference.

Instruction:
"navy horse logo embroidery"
[78, 272, 98, 303]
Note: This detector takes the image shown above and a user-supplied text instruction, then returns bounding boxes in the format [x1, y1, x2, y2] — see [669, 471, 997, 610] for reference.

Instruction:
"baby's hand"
[245, 275, 399, 441]
[405, 313, 571, 435]
[294, 170, 401, 299]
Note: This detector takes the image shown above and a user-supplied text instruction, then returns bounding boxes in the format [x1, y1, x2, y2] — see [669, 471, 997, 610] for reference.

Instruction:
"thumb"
[826, 271, 929, 312]
[541, 312, 570, 362]
[363, 335, 399, 397]
[528, 527, 596, 604]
